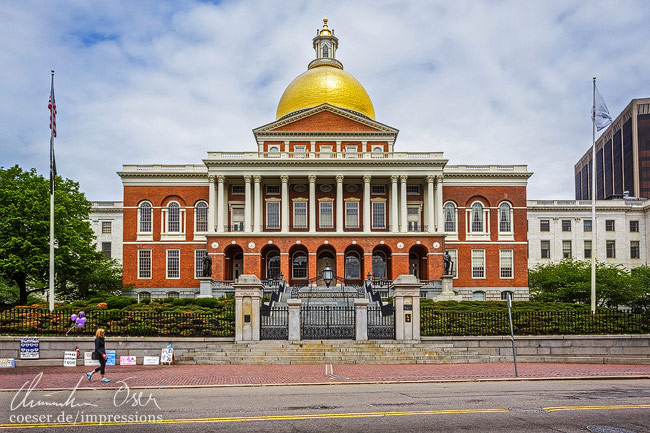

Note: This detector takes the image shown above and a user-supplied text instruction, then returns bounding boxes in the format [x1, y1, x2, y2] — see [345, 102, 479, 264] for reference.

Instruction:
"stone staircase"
[178, 340, 505, 365]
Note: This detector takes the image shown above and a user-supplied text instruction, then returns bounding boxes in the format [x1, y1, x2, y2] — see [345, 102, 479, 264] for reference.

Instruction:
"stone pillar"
[336, 175, 344, 233]
[244, 175, 252, 233]
[253, 175, 261, 232]
[363, 175, 371, 232]
[287, 298, 302, 341]
[427, 175, 435, 233]
[197, 276, 212, 298]
[435, 275, 462, 301]
[390, 175, 398, 232]
[281, 175, 289, 232]
[400, 175, 408, 233]
[354, 298, 369, 341]
[208, 175, 216, 233]
[309, 175, 316, 233]
[392, 274, 421, 342]
[436, 175, 444, 233]
[234, 275, 263, 342]
[216, 175, 225, 233]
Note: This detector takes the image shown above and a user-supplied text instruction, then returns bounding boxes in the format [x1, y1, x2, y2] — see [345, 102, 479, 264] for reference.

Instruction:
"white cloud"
[1, 0, 649, 200]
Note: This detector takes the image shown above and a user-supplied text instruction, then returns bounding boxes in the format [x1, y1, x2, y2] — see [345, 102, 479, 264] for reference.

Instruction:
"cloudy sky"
[1, 1, 649, 201]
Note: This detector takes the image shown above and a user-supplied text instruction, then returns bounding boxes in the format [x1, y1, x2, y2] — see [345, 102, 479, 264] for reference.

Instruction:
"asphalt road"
[0, 379, 648, 432]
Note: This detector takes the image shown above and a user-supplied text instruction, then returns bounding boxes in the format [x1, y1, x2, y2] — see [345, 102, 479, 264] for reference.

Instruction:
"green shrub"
[105, 296, 137, 310]
[194, 298, 218, 308]
[140, 298, 151, 305]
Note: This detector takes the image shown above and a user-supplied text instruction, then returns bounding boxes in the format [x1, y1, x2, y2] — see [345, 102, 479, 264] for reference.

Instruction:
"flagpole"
[591, 76, 596, 314]
[49, 69, 55, 312]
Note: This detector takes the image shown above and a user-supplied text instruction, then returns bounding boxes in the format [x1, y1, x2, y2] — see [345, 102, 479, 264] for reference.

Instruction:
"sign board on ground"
[0, 358, 15, 368]
[20, 337, 39, 359]
[161, 348, 174, 365]
[106, 350, 116, 366]
[143, 356, 159, 365]
[119, 355, 136, 366]
[63, 351, 77, 367]
[84, 352, 100, 366]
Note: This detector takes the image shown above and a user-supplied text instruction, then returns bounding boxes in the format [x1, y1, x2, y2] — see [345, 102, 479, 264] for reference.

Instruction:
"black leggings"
[93, 356, 106, 375]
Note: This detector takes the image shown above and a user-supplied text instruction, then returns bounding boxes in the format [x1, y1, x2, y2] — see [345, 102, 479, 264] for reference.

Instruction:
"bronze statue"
[202, 254, 212, 277]
[443, 251, 453, 275]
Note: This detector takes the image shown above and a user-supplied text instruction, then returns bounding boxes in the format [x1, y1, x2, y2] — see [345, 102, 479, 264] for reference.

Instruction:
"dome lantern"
[309, 18, 343, 70]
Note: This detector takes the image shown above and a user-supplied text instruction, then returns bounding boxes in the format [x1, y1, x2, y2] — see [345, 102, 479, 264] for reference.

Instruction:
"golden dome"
[276, 65, 375, 120]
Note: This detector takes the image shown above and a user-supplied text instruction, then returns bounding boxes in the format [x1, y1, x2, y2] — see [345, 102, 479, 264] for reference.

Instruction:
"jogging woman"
[86, 328, 110, 383]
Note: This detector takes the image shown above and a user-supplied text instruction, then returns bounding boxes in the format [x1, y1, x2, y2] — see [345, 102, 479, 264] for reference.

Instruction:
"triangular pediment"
[253, 104, 398, 134]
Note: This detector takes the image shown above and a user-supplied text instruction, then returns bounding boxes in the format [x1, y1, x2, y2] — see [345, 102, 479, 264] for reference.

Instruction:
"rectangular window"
[605, 220, 615, 231]
[293, 202, 307, 228]
[540, 220, 550, 232]
[138, 250, 151, 279]
[541, 240, 550, 259]
[266, 202, 280, 229]
[406, 185, 420, 195]
[500, 249, 513, 279]
[319, 146, 333, 157]
[630, 220, 639, 232]
[319, 202, 333, 228]
[631, 241, 640, 259]
[345, 201, 359, 228]
[562, 240, 572, 258]
[101, 242, 111, 259]
[195, 249, 207, 278]
[167, 249, 180, 279]
[372, 202, 386, 229]
[371, 185, 386, 195]
[448, 249, 458, 278]
[606, 240, 616, 258]
[584, 240, 592, 259]
[471, 249, 485, 279]
[407, 206, 419, 231]
[231, 185, 244, 194]
[231, 207, 244, 232]
[561, 220, 571, 232]
[101, 221, 112, 234]
[583, 219, 592, 232]
[266, 185, 280, 195]
[294, 146, 306, 157]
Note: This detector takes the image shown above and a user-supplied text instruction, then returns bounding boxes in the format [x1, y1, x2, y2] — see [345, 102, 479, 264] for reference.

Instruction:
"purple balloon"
[77, 323, 84, 328]
[71, 314, 77, 321]
[79, 317, 87, 324]
[78, 311, 85, 318]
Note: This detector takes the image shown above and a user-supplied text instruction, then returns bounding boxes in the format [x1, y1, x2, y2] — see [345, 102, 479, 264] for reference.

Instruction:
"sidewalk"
[1, 363, 650, 391]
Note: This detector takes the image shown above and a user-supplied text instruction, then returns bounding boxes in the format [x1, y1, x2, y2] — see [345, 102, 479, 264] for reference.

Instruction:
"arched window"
[138, 291, 151, 302]
[499, 202, 512, 233]
[372, 252, 387, 279]
[267, 251, 281, 279]
[345, 252, 361, 279]
[168, 202, 180, 232]
[322, 44, 329, 58]
[167, 291, 179, 299]
[501, 291, 514, 301]
[471, 202, 484, 232]
[292, 252, 307, 279]
[444, 202, 457, 232]
[139, 201, 152, 233]
[472, 291, 485, 301]
[195, 201, 208, 232]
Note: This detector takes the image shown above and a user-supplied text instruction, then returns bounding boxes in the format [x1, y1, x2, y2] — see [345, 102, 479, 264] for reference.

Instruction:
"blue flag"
[592, 85, 612, 131]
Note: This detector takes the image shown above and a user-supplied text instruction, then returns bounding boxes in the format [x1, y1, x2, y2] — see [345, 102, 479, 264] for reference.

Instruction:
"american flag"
[49, 71, 57, 194]
[48, 79, 56, 137]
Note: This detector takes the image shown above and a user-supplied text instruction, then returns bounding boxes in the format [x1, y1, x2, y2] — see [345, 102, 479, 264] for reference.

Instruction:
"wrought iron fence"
[260, 306, 289, 340]
[368, 305, 395, 339]
[420, 308, 650, 336]
[0, 307, 235, 337]
[301, 305, 355, 339]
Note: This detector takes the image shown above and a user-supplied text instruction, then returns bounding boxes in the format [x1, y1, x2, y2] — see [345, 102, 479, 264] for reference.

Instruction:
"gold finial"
[320, 17, 331, 36]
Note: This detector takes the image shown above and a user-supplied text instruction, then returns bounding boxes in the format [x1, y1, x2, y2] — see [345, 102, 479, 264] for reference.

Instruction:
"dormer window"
[322, 44, 329, 58]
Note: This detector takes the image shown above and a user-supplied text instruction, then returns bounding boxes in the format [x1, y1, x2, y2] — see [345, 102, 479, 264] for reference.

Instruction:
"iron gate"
[368, 305, 395, 339]
[260, 306, 289, 340]
[300, 305, 355, 339]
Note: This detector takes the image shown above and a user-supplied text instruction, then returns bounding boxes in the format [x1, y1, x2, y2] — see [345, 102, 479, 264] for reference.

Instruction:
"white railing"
[205, 151, 445, 160]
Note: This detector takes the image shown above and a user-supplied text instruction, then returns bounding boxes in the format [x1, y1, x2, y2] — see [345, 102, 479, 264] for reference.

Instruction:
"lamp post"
[323, 261, 333, 288]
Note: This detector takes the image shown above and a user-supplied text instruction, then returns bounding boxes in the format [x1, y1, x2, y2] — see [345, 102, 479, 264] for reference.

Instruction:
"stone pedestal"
[287, 299, 301, 341]
[197, 277, 213, 298]
[392, 274, 422, 342]
[434, 275, 462, 302]
[234, 275, 263, 342]
[354, 298, 369, 341]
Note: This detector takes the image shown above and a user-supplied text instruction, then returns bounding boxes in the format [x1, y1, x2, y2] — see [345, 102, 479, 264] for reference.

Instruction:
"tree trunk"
[17, 274, 27, 305]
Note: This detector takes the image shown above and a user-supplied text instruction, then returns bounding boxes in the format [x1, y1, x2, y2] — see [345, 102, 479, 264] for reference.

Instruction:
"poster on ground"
[84, 352, 100, 366]
[20, 337, 39, 359]
[0, 358, 15, 368]
[143, 356, 159, 365]
[106, 350, 116, 366]
[63, 351, 77, 367]
[119, 356, 136, 366]
[161, 348, 174, 364]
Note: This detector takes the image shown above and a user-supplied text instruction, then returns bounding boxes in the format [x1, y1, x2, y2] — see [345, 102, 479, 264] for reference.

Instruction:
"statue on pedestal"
[202, 254, 212, 277]
[443, 251, 453, 276]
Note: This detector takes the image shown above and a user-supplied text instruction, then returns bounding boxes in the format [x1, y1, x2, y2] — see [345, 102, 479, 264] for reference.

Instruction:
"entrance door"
[316, 251, 336, 287]
[409, 252, 419, 278]
[233, 253, 243, 279]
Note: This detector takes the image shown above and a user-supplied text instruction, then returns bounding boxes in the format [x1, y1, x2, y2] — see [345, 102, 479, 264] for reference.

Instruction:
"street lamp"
[323, 261, 333, 288]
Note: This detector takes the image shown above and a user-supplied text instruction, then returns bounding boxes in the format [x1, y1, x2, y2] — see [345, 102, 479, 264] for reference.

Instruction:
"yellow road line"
[0, 404, 648, 429]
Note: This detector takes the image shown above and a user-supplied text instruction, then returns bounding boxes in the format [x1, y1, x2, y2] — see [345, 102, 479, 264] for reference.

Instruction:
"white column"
[390, 175, 398, 232]
[427, 175, 435, 233]
[281, 175, 289, 232]
[253, 175, 261, 232]
[336, 175, 344, 233]
[244, 175, 252, 233]
[308, 175, 316, 233]
[208, 175, 216, 233]
[216, 175, 225, 233]
[436, 175, 444, 233]
[400, 175, 408, 232]
[363, 175, 371, 232]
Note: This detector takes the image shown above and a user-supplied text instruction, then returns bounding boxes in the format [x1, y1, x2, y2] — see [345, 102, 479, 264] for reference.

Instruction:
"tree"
[0, 165, 120, 304]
